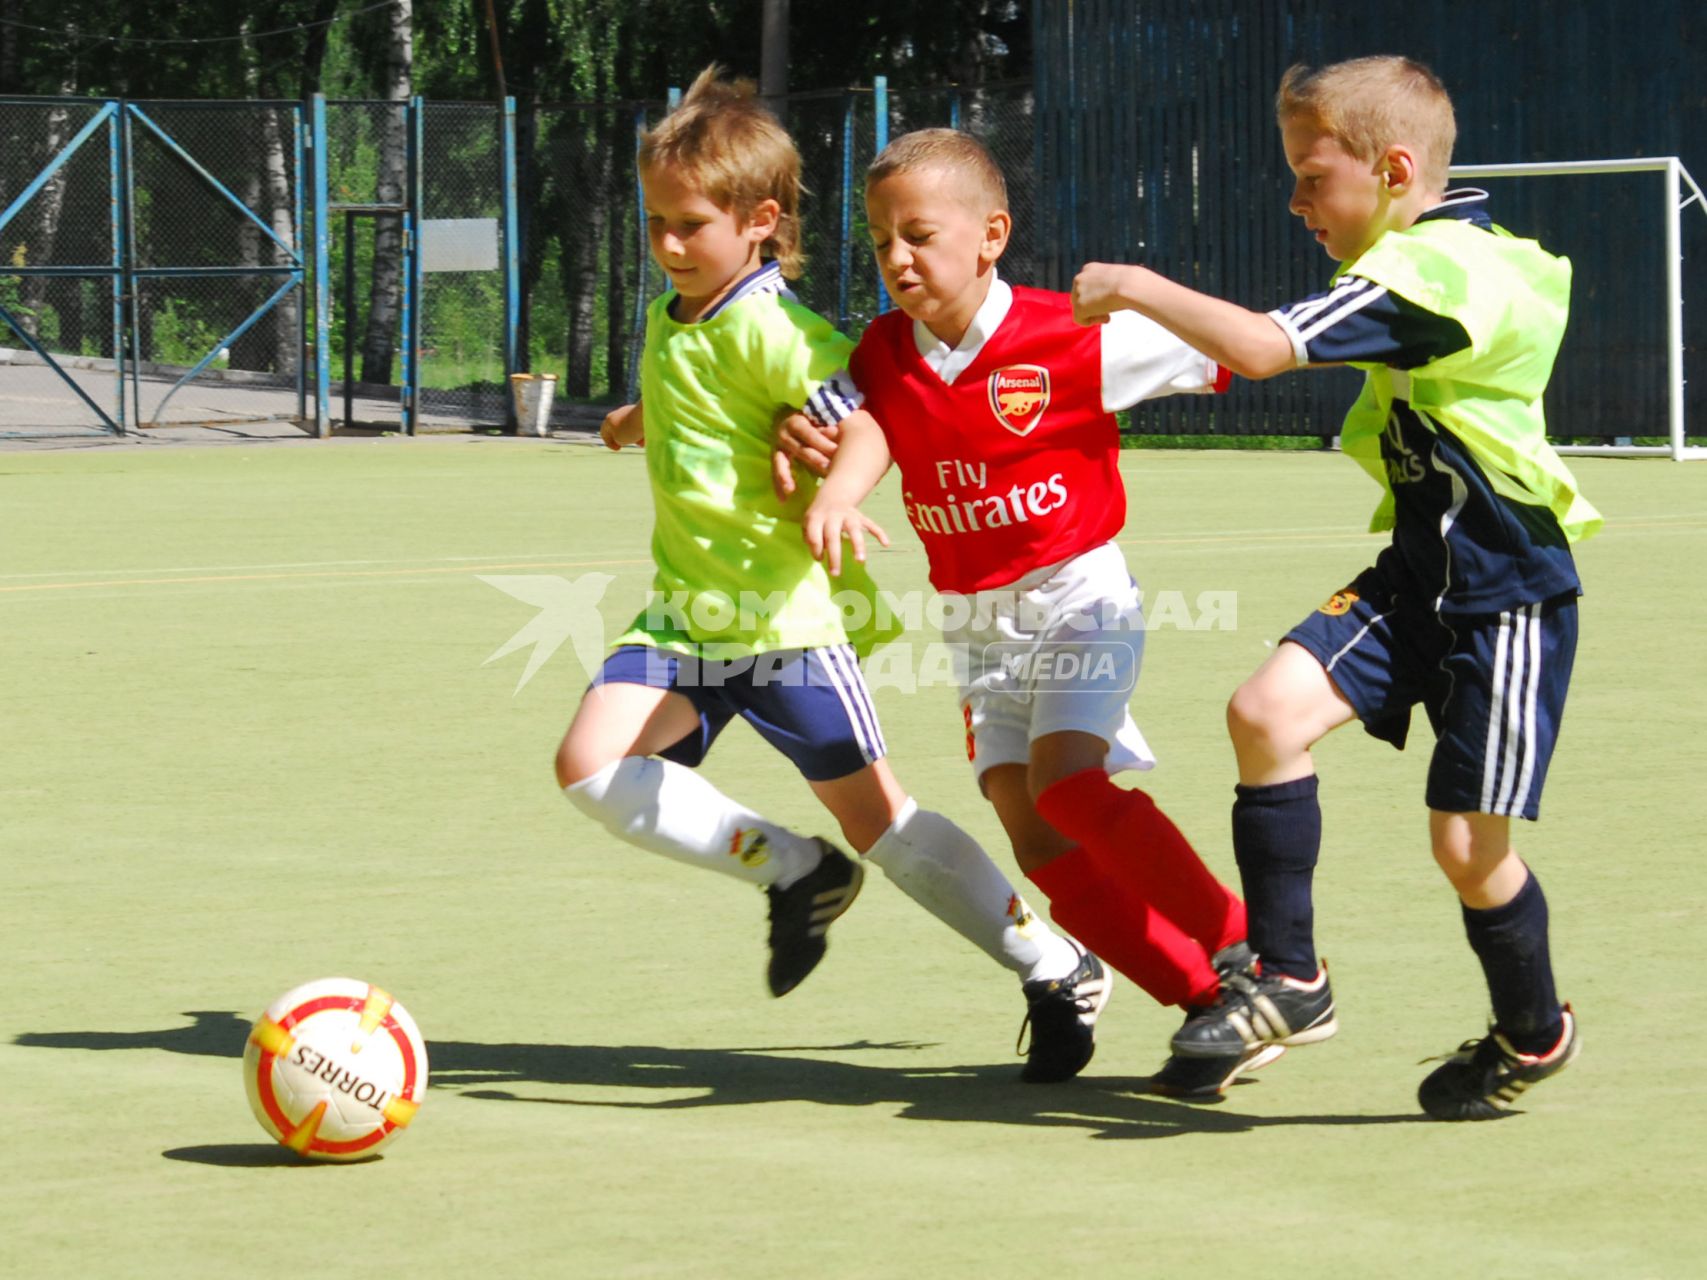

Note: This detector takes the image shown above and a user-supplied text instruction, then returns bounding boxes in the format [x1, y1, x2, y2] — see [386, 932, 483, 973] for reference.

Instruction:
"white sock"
[563, 757, 820, 888]
[863, 798, 1079, 983]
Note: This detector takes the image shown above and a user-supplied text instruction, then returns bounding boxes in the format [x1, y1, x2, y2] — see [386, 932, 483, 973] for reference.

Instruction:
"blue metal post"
[874, 76, 890, 315]
[403, 95, 424, 434]
[838, 92, 854, 329]
[312, 94, 331, 436]
[122, 103, 143, 428]
[627, 103, 651, 403]
[501, 94, 521, 427]
[949, 89, 961, 130]
[293, 104, 306, 425]
[108, 102, 126, 432]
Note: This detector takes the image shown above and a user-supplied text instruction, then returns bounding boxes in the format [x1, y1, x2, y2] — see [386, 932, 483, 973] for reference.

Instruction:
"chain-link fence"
[126, 101, 306, 425]
[4, 80, 1049, 438]
[512, 80, 1038, 413]
[525, 100, 659, 408]
[418, 102, 508, 427]
[0, 98, 123, 435]
[1036, 0, 1707, 443]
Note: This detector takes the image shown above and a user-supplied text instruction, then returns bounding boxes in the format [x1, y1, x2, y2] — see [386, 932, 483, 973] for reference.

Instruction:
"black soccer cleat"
[1150, 1041, 1286, 1099]
[1016, 941, 1111, 1083]
[1209, 939, 1258, 982]
[1170, 963, 1338, 1058]
[1417, 1005, 1580, 1121]
[765, 839, 864, 997]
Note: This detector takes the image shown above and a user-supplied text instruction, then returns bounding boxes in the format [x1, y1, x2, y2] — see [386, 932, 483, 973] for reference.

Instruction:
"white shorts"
[940, 542, 1156, 782]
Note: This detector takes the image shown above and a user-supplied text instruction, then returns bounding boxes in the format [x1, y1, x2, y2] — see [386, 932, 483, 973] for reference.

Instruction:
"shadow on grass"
[15, 1012, 1424, 1141]
[161, 1143, 379, 1168]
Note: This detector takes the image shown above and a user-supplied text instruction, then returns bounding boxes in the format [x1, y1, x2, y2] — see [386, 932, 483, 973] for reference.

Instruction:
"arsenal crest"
[987, 364, 1050, 436]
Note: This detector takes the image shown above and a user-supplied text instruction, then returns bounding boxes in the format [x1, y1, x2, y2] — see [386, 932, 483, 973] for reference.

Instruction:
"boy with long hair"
[558, 70, 1109, 1082]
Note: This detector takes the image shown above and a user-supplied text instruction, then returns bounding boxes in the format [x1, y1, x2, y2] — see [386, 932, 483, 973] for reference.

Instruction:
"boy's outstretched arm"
[802, 409, 891, 577]
[601, 399, 644, 450]
[771, 410, 840, 498]
[1072, 264, 1295, 380]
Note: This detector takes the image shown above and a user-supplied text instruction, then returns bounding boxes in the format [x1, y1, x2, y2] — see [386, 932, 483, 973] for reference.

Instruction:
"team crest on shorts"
[1318, 588, 1360, 616]
[987, 365, 1051, 436]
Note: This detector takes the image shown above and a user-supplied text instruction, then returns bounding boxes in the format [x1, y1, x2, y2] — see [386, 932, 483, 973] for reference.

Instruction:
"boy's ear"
[980, 208, 1012, 264]
[1381, 145, 1419, 194]
[745, 198, 782, 242]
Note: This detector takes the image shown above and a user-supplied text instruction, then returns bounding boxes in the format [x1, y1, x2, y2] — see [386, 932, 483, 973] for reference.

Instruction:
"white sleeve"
[801, 368, 865, 427]
[1099, 309, 1225, 412]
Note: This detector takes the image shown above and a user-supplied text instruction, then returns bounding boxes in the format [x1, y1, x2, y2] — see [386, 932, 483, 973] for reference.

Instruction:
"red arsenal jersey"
[852, 286, 1198, 593]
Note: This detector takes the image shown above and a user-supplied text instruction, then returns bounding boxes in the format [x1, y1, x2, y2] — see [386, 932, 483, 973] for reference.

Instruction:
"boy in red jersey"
[778, 130, 1265, 1093]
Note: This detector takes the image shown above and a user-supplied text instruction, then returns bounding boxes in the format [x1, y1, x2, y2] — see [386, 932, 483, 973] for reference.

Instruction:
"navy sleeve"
[1267, 274, 1471, 369]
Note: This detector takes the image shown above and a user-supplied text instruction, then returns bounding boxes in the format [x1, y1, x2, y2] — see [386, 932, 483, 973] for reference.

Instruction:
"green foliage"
[150, 296, 222, 366]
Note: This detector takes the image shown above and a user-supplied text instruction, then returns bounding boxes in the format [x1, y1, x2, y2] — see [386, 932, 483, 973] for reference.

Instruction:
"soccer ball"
[242, 977, 429, 1162]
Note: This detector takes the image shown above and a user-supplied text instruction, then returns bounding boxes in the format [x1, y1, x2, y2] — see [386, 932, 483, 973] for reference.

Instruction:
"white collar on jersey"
[912, 269, 1012, 385]
[674, 259, 793, 323]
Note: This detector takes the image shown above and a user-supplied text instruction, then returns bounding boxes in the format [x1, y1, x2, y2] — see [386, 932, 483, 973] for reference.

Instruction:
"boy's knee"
[1429, 811, 1516, 895]
[555, 737, 607, 790]
[1011, 839, 1070, 878]
[1226, 680, 1282, 749]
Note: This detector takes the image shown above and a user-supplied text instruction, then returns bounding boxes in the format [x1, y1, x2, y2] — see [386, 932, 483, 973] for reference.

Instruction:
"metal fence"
[8, 5, 1700, 443]
[2, 82, 1036, 437]
[1034, 0, 1707, 442]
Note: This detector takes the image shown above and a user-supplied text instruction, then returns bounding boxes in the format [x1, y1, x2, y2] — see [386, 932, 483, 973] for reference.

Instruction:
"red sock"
[1028, 846, 1219, 1007]
[1036, 769, 1246, 954]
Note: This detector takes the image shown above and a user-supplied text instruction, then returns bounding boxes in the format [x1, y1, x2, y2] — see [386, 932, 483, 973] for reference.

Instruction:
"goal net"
[1448, 157, 1707, 459]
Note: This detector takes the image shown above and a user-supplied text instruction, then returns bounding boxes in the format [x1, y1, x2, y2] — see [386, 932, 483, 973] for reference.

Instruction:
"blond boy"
[1072, 56, 1598, 1118]
[558, 70, 1109, 1082]
[787, 129, 1268, 1097]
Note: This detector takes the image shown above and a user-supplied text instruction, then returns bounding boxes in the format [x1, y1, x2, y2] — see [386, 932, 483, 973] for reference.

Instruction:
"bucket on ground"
[509, 373, 558, 436]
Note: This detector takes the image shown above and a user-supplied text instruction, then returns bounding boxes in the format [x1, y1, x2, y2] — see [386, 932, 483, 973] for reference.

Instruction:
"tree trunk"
[561, 110, 610, 397]
[17, 85, 76, 344]
[0, 0, 19, 95]
[605, 140, 628, 399]
[297, 0, 342, 100]
[515, 101, 540, 374]
[261, 105, 299, 377]
[760, 0, 789, 110]
[361, 0, 413, 386]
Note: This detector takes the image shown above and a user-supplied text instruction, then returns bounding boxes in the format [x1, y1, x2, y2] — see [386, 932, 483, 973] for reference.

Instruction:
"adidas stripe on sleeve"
[1267, 274, 1472, 370]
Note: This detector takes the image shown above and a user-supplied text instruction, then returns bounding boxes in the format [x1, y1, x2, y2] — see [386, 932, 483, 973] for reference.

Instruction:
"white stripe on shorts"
[1481, 605, 1542, 816]
[1508, 604, 1544, 815]
[817, 644, 885, 763]
[1322, 608, 1394, 674]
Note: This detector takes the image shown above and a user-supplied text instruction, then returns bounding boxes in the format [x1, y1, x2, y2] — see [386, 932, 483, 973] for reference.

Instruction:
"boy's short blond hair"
[639, 65, 804, 278]
[1275, 56, 1457, 192]
[867, 128, 1008, 213]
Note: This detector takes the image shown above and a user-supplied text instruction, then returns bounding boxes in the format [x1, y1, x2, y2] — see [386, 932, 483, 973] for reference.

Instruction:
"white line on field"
[2, 517, 1700, 595]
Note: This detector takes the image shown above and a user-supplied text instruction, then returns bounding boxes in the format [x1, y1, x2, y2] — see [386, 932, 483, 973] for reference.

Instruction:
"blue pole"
[949, 88, 961, 130]
[874, 76, 890, 315]
[122, 103, 143, 429]
[108, 101, 125, 433]
[838, 92, 853, 329]
[312, 94, 330, 436]
[627, 103, 650, 403]
[501, 94, 521, 427]
[403, 95, 424, 434]
[293, 103, 306, 425]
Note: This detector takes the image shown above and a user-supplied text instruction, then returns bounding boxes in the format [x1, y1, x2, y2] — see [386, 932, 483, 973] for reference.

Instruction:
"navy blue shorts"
[590, 644, 887, 783]
[1285, 568, 1578, 819]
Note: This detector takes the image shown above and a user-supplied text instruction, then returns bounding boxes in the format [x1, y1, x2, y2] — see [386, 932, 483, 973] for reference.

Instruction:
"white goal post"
[1448, 156, 1707, 460]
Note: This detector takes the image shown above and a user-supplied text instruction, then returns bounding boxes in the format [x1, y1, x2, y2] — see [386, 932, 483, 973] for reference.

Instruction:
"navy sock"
[1462, 870, 1564, 1054]
[1231, 776, 1321, 980]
